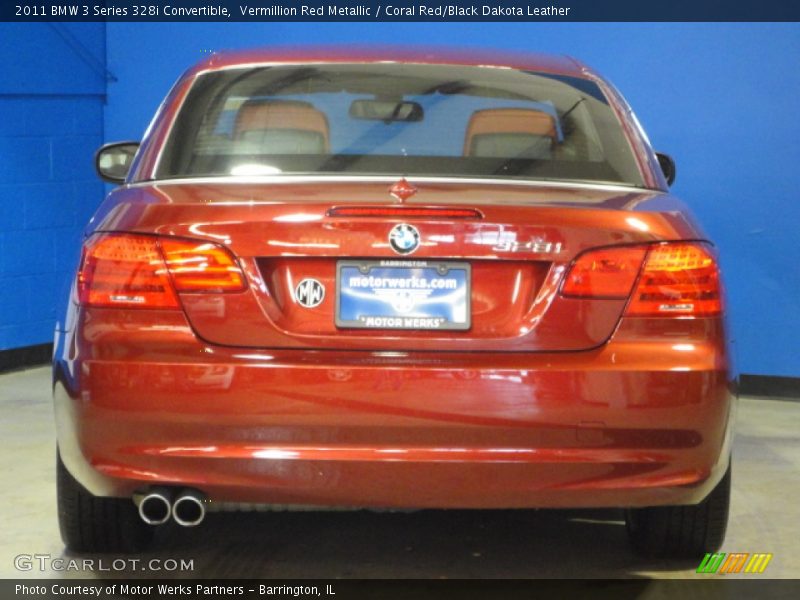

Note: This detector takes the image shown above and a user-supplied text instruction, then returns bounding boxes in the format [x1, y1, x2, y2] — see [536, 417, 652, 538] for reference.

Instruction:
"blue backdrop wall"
[0, 23, 107, 351]
[2, 22, 798, 378]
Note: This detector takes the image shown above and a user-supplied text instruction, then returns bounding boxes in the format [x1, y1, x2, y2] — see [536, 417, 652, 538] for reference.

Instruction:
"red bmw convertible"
[53, 47, 735, 557]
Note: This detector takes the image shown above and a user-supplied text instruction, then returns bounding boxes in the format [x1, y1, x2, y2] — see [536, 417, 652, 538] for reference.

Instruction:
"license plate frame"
[335, 260, 471, 331]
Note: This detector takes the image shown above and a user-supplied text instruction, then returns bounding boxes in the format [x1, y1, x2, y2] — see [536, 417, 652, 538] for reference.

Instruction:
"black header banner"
[5, 0, 800, 22]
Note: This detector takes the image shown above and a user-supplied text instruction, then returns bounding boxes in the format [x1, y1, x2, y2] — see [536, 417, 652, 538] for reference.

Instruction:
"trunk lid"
[94, 179, 699, 352]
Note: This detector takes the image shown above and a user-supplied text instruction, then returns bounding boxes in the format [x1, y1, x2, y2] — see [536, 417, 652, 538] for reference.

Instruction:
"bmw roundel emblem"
[388, 223, 420, 255]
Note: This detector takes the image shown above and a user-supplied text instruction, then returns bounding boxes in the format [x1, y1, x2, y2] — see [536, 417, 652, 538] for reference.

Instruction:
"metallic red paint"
[54, 47, 734, 513]
[54, 307, 733, 508]
[389, 178, 418, 202]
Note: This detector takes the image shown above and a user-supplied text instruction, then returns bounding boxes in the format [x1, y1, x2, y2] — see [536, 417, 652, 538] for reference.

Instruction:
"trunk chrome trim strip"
[127, 175, 657, 195]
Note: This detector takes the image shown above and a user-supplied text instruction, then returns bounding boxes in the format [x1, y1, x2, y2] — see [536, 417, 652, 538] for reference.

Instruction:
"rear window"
[155, 63, 645, 187]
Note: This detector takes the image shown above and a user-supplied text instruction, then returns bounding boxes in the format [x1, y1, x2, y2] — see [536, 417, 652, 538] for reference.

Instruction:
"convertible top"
[193, 45, 592, 79]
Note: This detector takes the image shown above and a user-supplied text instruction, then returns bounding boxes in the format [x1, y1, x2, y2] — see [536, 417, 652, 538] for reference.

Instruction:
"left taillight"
[77, 233, 246, 309]
[160, 238, 247, 293]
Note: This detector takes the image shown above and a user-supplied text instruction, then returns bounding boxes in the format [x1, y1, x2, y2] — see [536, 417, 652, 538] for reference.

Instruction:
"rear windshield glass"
[155, 64, 645, 187]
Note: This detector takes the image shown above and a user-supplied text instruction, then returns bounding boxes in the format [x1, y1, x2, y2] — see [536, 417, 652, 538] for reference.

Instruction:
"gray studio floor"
[1, 366, 798, 579]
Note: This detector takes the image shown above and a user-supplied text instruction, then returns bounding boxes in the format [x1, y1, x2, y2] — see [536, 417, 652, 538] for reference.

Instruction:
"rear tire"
[626, 462, 731, 558]
[57, 451, 154, 553]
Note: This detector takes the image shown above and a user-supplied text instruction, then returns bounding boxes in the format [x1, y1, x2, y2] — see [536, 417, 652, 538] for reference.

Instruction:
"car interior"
[233, 99, 331, 154]
[463, 107, 558, 159]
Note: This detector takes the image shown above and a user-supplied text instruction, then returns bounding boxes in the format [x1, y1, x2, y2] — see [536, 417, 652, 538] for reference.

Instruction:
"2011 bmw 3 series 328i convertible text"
[53, 47, 735, 557]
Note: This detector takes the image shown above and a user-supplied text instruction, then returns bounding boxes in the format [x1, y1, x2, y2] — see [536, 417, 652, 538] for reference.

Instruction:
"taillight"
[160, 239, 246, 292]
[561, 242, 722, 317]
[561, 246, 648, 298]
[625, 243, 721, 316]
[78, 234, 179, 308]
[78, 233, 246, 309]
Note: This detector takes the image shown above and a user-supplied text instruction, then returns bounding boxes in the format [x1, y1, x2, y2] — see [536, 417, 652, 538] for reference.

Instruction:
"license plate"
[336, 260, 471, 330]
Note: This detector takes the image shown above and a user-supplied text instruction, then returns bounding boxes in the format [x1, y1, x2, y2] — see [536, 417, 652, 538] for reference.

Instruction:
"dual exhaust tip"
[137, 489, 206, 527]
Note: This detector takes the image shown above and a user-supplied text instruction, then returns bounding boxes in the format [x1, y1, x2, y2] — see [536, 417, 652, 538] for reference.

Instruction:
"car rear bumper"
[54, 308, 735, 509]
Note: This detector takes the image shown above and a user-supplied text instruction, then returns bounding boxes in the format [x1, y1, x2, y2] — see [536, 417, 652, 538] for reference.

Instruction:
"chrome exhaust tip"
[172, 490, 206, 527]
[137, 491, 172, 525]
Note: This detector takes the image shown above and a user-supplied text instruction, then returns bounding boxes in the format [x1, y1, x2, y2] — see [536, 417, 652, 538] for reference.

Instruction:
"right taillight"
[77, 233, 246, 309]
[561, 241, 722, 317]
[561, 246, 648, 299]
[624, 242, 722, 317]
